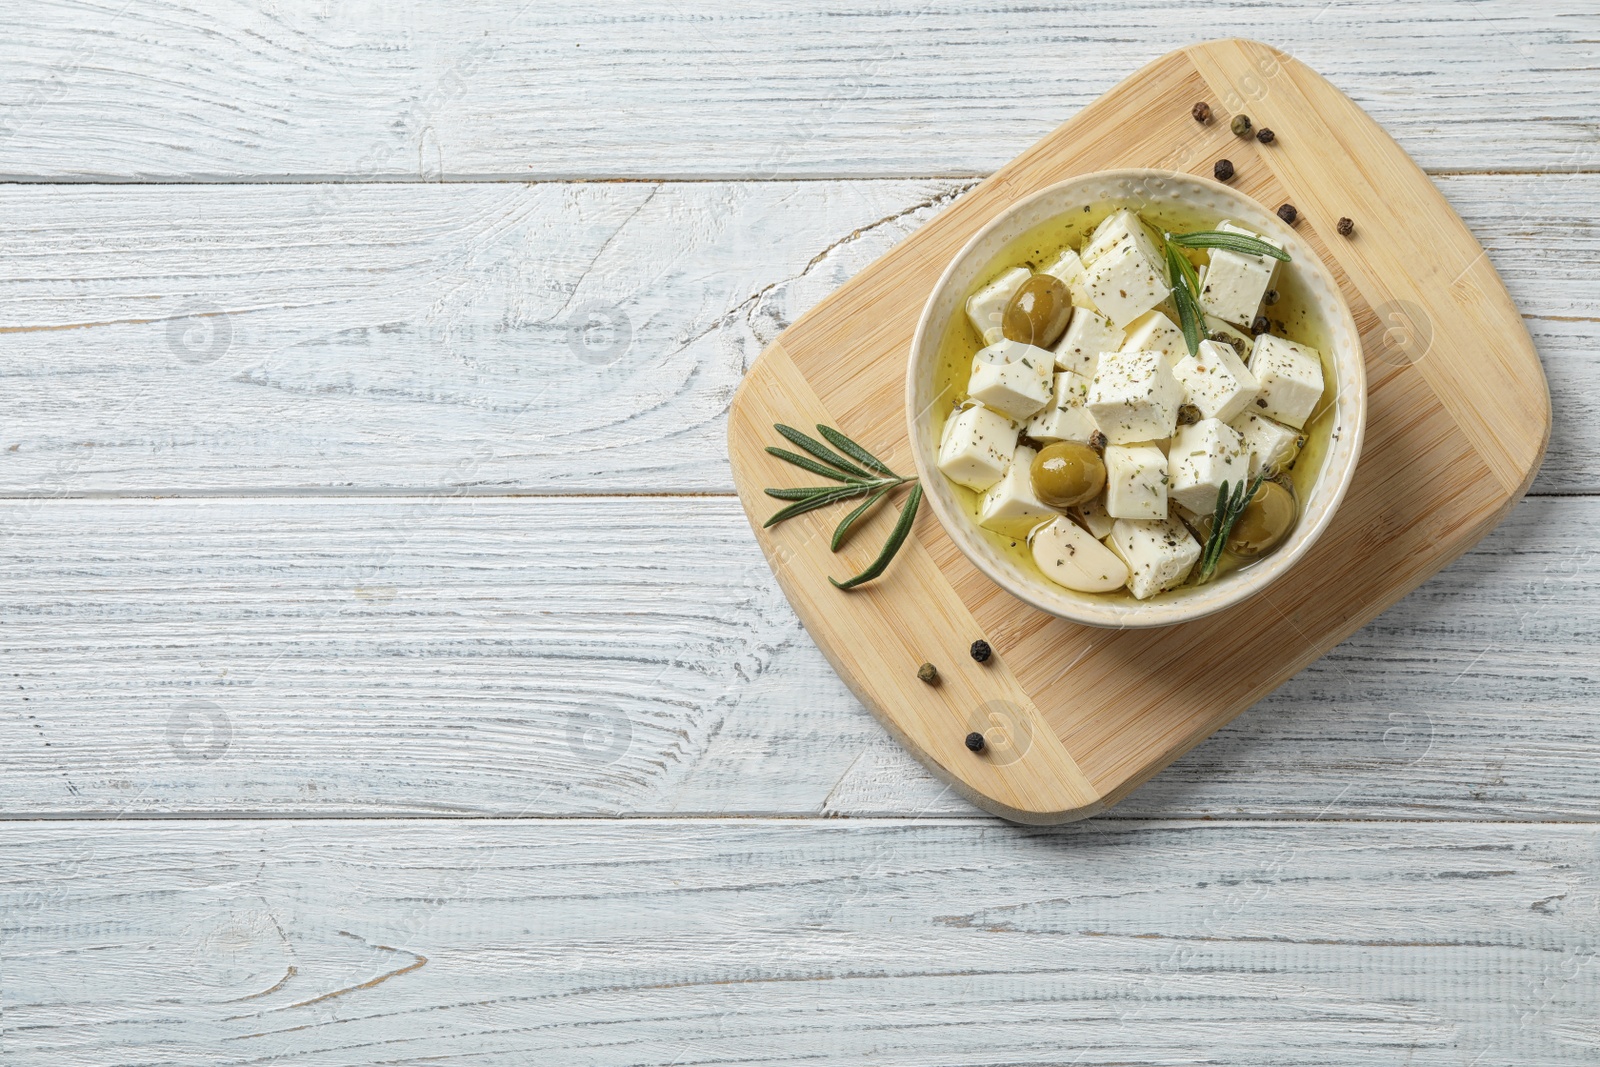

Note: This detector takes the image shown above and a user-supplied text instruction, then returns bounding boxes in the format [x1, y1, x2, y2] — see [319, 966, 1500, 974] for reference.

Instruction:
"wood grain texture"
[3, 819, 1597, 1066]
[0, 1, 1594, 180]
[728, 40, 1550, 821]
[1, 493, 1594, 821]
[0, 175, 1593, 494]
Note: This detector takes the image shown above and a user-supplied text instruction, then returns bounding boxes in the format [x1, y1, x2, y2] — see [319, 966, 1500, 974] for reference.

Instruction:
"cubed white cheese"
[1039, 248, 1097, 312]
[1204, 314, 1254, 361]
[1025, 371, 1099, 444]
[1029, 516, 1128, 593]
[978, 445, 1059, 537]
[1108, 516, 1202, 599]
[1082, 209, 1163, 270]
[937, 403, 1019, 491]
[1120, 309, 1189, 366]
[1228, 410, 1305, 477]
[1197, 221, 1279, 328]
[965, 266, 1031, 344]
[1172, 338, 1260, 422]
[1167, 418, 1250, 515]
[968, 339, 1054, 420]
[1072, 497, 1116, 539]
[1103, 443, 1169, 520]
[1248, 333, 1325, 429]
[1085, 239, 1170, 328]
[1085, 348, 1183, 444]
[1052, 308, 1123, 377]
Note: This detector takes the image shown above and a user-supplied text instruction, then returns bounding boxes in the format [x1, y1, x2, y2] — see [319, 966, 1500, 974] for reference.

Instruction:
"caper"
[1030, 441, 1105, 509]
[1227, 480, 1296, 556]
[1001, 274, 1073, 350]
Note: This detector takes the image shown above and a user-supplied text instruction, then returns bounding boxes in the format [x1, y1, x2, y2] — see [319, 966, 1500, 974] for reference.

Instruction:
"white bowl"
[906, 169, 1366, 628]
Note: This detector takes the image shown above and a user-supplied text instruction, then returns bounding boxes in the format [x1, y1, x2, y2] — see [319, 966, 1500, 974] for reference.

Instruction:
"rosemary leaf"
[763, 482, 879, 528]
[816, 424, 898, 478]
[831, 483, 922, 590]
[830, 485, 892, 551]
[1168, 230, 1291, 262]
[765, 446, 862, 483]
[773, 423, 873, 479]
[1165, 242, 1204, 357]
[765, 485, 839, 501]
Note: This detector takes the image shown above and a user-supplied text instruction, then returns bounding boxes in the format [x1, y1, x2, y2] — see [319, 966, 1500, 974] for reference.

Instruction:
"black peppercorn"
[1264, 288, 1279, 305]
[969, 639, 992, 663]
[1192, 101, 1212, 124]
[916, 662, 938, 684]
[1230, 114, 1252, 137]
[1255, 127, 1275, 144]
[965, 731, 986, 753]
[1089, 430, 1108, 454]
[1213, 159, 1234, 182]
[1251, 315, 1270, 336]
[1277, 203, 1298, 225]
[1337, 216, 1355, 237]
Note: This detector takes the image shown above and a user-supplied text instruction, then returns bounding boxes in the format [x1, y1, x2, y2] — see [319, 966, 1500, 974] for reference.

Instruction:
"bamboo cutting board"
[727, 38, 1549, 824]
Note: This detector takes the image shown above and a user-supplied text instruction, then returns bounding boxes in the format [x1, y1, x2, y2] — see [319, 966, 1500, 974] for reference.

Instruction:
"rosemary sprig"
[1196, 471, 1268, 583]
[1167, 230, 1292, 262]
[763, 423, 920, 589]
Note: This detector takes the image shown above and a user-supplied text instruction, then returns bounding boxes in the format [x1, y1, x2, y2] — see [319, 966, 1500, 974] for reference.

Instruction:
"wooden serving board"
[726, 38, 1549, 824]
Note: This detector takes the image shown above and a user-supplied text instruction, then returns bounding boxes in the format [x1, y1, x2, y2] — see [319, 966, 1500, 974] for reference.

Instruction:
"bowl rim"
[905, 167, 1367, 629]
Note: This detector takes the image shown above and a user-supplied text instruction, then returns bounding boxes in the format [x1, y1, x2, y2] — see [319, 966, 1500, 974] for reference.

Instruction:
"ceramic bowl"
[905, 169, 1366, 628]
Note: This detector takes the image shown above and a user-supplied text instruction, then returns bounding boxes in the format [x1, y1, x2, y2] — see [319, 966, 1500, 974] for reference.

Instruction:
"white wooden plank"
[1, 493, 1594, 820]
[1, 175, 1594, 494]
[0, 1, 1594, 180]
[2, 818, 1595, 1066]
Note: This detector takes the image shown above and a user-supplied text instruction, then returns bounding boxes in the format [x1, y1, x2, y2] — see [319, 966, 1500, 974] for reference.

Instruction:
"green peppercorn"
[969, 639, 992, 663]
[1256, 127, 1275, 144]
[1177, 403, 1201, 426]
[1213, 159, 1234, 181]
[1230, 114, 1253, 137]
[1337, 216, 1355, 237]
[965, 731, 986, 752]
[917, 662, 938, 684]
[1251, 315, 1270, 336]
[1192, 101, 1212, 124]
[1277, 203, 1298, 225]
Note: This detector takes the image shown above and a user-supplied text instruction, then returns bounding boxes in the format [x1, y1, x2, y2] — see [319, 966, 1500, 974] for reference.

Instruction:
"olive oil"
[932, 201, 1339, 601]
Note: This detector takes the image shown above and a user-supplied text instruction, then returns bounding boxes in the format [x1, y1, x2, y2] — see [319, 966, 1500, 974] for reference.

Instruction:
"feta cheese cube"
[1085, 239, 1169, 328]
[965, 266, 1031, 344]
[1073, 496, 1116, 539]
[1030, 516, 1128, 593]
[1197, 221, 1279, 328]
[1172, 338, 1260, 422]
[1204, 314, 1254, 361]
[1082, 209, 1163, 270]
[979, 445, 1059, 537]
[937, 403, 1019, 491]
[1120, 309, 1189, 366]
[1228, 410, 1305, 477]
[968, 339, 1054, 420]
[1052, 308, 1123, 376]
[1025, 371, 1099, 444]
[1039, 248, 1096, 312]
[1085, 348, 1182, 444]
[1167, 418, 1250, 515]
[1103, 443, 1169, 520]
[1248, 333, 1325, 429]
[1108, 516, 1202, 599]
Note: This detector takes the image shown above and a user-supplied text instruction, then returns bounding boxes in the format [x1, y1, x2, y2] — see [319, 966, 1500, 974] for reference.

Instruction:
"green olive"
[1030, 441, 1105, 509]
[1227, 479, 1296, 556]
[1001, 274, 1073, 349]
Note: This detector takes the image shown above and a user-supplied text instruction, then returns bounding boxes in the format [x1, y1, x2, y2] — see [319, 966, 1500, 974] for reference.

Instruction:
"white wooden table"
[2, 4, 1596, 1063]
